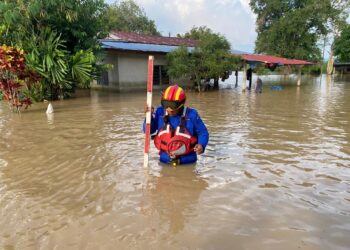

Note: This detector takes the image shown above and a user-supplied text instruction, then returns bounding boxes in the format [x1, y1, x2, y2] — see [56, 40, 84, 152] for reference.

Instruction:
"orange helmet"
[161, 85, 186, 110]
[162, 85, 186, 102]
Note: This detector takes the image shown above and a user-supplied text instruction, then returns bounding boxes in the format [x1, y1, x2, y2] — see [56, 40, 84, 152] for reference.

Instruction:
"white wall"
[117, 52, 149, 90]
[92, 50, 189, 91]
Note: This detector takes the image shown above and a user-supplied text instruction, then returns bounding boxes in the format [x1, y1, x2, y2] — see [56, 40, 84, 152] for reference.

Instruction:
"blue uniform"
[144, 106, 209, 164]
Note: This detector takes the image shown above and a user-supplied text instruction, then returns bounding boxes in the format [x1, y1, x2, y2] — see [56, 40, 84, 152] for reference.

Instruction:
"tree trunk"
[194, 73, 201, 92]
[327, 50, 334, 75]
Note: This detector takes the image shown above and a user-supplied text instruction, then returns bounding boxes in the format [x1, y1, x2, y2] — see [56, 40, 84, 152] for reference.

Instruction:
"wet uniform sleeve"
[192, 110, 209, 152]
[142, 107, 160, 134]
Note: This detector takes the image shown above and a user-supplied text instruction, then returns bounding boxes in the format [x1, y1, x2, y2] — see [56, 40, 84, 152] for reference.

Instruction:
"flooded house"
[334, 62, 350, 75]
[93, 31, 197, 91]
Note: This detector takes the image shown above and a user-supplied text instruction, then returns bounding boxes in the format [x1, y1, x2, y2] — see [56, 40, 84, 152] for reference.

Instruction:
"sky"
[106, 0, 257, 53]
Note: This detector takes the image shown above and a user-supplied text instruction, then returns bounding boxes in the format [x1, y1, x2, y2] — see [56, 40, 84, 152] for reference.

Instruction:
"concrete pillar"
[297, 66, 302, 86]
[235, 70, 238, 88]
[242, 62, 247, 92]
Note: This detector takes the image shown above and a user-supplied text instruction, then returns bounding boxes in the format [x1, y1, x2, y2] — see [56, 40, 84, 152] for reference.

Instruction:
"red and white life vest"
[154, 107, 197, 157]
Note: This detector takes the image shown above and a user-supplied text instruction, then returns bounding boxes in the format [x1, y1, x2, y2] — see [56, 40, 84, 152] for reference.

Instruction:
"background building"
[94, 31, 196, 91]
[334, 62, 350, 75]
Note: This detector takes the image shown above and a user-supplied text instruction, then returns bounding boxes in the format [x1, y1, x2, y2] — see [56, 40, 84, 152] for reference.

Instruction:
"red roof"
[106, 31, 197, 47]
[241, 54, 314, 65]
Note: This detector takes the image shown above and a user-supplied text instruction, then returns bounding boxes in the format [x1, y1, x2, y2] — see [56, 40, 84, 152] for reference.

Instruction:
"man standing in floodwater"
[255, 77, 263, 93]
[143, 85, 209, 166]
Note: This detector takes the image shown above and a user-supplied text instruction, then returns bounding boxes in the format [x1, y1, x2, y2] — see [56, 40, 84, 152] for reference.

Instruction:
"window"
[97, 71, 109, 86]
[153, 65, 169, 85]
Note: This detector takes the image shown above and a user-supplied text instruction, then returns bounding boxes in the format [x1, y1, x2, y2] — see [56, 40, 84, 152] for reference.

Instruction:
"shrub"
[0, 45, 39, 112]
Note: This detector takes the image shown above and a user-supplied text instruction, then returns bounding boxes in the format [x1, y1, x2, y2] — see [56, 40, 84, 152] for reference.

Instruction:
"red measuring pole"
[144, 55, 154, 168]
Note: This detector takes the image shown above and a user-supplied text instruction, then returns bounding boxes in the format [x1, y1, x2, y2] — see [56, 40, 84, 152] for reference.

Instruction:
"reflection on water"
[144, 165, 208, 234]
[0, 75, 350, 249]
[46, 112, 54, 125]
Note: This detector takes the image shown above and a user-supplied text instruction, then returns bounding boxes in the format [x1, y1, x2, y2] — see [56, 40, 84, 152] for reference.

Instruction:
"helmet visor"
[161, 100, 184, 110]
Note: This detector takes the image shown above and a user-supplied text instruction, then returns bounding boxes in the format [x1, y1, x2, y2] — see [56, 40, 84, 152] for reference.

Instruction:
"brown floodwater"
[0, 75, 350, 250]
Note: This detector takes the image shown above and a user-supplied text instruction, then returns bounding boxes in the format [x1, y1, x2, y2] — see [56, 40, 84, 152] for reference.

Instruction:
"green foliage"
[254, 64, 272, 75]
[0, 0, 111, 100]
[168, 26, 241, 90]
[334, 24, 350, 62]
[22, 84, 43, 103]
[70, 50, 94, 87]
[301, 64, 324, 75]
[25, 29, 70, 100]
[28, 0, 109, 54]
[167, 46, 192, 79]
[0, 0, 109, 53]
[250, 0, 348, 61]
[0, 1, 28, 46]
[106, 0, 160, 35]
[180, 26, 213, 40]
[25, 29, 98, 100]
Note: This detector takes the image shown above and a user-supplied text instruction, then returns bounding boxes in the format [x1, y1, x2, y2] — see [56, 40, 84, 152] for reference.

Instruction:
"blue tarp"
[100, 40, 195, 53]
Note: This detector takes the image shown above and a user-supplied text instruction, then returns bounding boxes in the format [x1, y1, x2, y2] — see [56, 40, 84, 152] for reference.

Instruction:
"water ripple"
[1, 78, 350, 249]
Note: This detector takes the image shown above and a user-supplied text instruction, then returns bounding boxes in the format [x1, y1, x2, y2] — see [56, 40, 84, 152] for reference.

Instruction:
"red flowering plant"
[0, 45, 40, 112]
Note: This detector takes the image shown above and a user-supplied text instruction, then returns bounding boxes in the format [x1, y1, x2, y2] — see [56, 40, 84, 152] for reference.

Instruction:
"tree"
[106, 0, 160, 35]
[167, 26, 240, 90]
[0, 0, 109, 54]
[0, 0, 110, 101]
[334, 24, 350, 62]
[0, 1, 29, 47]
[25, 28, 97, 100]
[250, 0, 348, 61]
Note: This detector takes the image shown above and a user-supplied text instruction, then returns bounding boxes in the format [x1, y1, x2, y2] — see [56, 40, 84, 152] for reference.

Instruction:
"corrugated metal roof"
[334, 62, 350, 66]
[241, 54, 314, 65]
[100, 40, 195, 53]
[106, 31, 198, 47]
[103, 32, 314, 65]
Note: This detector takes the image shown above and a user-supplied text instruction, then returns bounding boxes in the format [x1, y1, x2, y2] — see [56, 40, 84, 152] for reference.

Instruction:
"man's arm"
[193, 110, 209, 154]
[143, 106, 161, 134]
